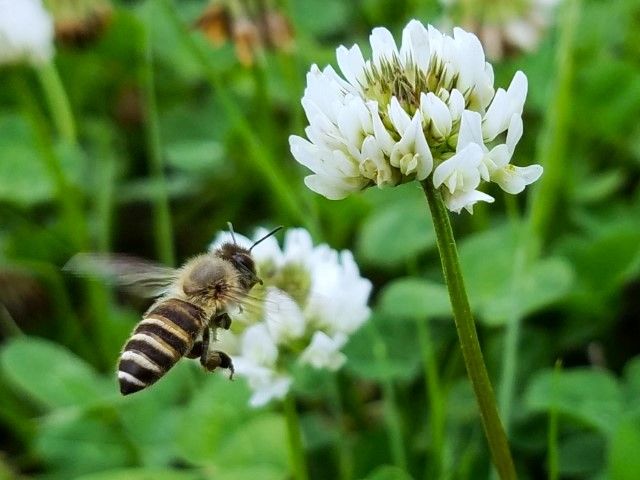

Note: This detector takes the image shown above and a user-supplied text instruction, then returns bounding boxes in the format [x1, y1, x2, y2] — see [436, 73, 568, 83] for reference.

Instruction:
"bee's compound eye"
[232, 254, 255, 274]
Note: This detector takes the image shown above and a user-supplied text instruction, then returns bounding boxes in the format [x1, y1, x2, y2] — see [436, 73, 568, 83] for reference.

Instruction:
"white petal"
[370, 27, 398, 66]
[388, 97, 412, 134]
[240, 324, 278, 367]
[248, 375, 291, 407]
[336, 95, 370, 148]
[447, 89, 465, 122]
[359, 136, 396, 187]
[304, 174, 365, 200]
[505, 114, 523, 153]
[399, 19, 430, 70]
[389, 112, 433, 180]
[443, 189, 495, 214]
[265, 288, 306, 344]
[421, 92, 452, 139]
[299, 332, 348, 371]
[367, 101, 395, 155]
[432, 143, 483, 192]
[336, 44, 366, 87]
[483, 71, 528, 141]
[283, 228, 315, 264]
[493, 164, 543, 194]
[0, 0, 54, 65]
[456, 111, 484, 152]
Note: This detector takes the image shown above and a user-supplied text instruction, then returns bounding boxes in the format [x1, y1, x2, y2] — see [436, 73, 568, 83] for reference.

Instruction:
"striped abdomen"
[118, 298, 206, 395]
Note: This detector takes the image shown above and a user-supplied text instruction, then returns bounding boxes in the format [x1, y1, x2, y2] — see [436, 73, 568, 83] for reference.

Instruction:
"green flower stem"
[283, 394, 309, 480]
[421, 179, 516, 480]
[371, 326, 408, 472]
[416, 316, 445, 478]
[497, 0, 581, 435]
[159, 0, 318, 237]
[141, 25, 175, 266]
[35, 61, 77, 145]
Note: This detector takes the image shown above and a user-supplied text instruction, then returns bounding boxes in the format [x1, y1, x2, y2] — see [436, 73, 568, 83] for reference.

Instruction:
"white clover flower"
[300, 332, 347, 371]
[0, 0, 54, 66]
[232, 324, 292, 407]
[289, 19, 542, 214]
[209, 227, 372, 407]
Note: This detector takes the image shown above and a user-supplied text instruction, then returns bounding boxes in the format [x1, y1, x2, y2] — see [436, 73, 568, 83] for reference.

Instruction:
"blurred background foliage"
[0, 0, 640, 479]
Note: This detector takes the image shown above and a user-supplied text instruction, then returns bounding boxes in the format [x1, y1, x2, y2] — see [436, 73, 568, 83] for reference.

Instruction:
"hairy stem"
[421, 180, 516, 480]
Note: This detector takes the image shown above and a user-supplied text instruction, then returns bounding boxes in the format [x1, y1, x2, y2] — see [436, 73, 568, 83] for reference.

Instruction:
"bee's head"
[215, 224, 282, 291]
[217, 243, 261, 291]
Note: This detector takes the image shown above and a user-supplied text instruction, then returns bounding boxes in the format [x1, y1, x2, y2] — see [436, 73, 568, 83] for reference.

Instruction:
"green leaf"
[344, 314, 421, 382]
[0, 336, 113, 410]
[204, 465, 286, 480]
[165, 140, 225, 173]
[362, 465, 414, 480]
[357, 197, 436, 269]
[0, 114, 53, 206]
[524, 368, 623, 436]
[607, 414, 640, 480]
[482, 257, 574, 325]
[459, 224, 574, 325]
[214, 414, 289, 470]
[36, 410, 133, 477]
[291, 0, 349, 37]
[564, 227, 640, 299]
[75, 469, 202, 480]
[558, 432, 605, 477]
[377, 277, 451, 320]
[176, 374, 253, 465]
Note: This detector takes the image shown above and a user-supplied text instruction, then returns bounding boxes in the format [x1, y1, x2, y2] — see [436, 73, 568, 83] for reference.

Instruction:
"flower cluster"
[210, 228, 372, 407]
[0, 0, 54, 66]
[289, 20, 542, 213]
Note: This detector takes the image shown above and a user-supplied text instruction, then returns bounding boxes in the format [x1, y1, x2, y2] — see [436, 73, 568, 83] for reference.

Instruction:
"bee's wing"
[64, 253, 179, 298]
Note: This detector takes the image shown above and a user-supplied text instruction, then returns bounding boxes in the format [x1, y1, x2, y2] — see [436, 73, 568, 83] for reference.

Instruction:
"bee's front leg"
[198, 325, 235, 379]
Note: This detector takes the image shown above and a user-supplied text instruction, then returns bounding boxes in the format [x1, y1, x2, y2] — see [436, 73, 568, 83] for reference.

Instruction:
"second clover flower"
[289, 19, 543, 214]
[210, 228, 372, 407]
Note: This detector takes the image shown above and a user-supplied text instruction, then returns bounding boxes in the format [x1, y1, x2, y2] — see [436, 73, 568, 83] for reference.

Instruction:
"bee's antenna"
[250, 226, 283, 252]
[227, 222, 238, 245]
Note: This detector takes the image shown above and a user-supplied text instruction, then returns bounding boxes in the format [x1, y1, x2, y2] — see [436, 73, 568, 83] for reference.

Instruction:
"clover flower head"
[0, 0, 54, 66]
[289, 19, 542, 214]
[210, 227, 372, 407]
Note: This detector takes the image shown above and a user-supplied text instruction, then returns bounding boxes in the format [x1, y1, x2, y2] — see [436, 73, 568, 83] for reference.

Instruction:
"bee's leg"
[201, 326, 235, 378]
[213, 312, 232, 330]
[185, 341, 203, 359]
[199, 326, 235, 379]
[203, 350, 235, 380]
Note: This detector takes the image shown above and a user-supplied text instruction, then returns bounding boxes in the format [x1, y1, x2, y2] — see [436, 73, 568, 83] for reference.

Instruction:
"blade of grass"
[140, 20, 175, 266]
[497, 0, 582, 436]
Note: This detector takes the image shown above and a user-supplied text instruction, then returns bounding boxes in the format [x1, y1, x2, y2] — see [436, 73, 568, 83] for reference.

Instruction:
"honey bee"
[65, 225, 282, 395]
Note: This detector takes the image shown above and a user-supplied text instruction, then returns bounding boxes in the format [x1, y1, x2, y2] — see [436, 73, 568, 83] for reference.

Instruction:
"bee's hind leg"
[199, 325, 235, 379]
